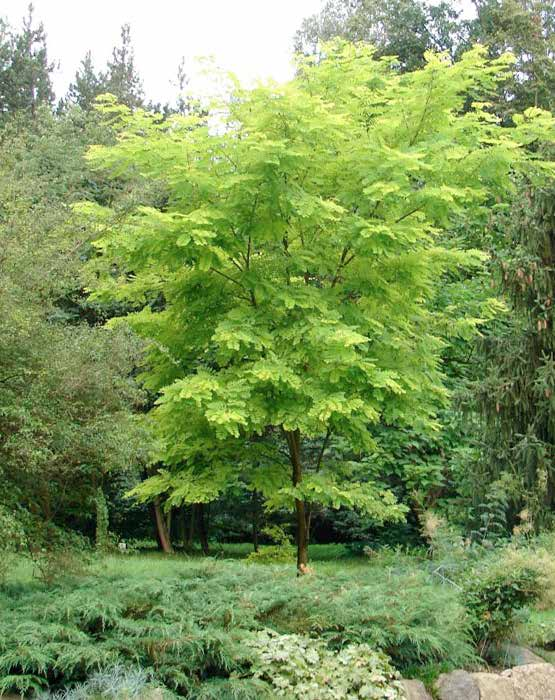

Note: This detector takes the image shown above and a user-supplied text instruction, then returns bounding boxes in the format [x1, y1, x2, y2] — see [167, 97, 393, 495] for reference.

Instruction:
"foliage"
[95, 488, 111, 552]
[65, 24, 144, 111]
[246, 526, 295, 564]
[38, 665, 164, 700]
[247, 629, 404, 699]
[81, 42, 554, 569]
[295, 0, 468, 70]
[463, 551, 544, 655]
[470, 184, 555, 528]
[0, 554, 476, 695]
[0, 107, 148, 543]
[0, 5, 54, 119]
[469, 0, 555, 117]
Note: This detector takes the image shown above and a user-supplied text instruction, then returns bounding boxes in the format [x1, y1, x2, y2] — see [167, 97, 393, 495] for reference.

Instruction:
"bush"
[463, 555, 543, 655]
[38, 665, 163, 699]
[245, 526, 295, 564]
[247, 630, 404, 699]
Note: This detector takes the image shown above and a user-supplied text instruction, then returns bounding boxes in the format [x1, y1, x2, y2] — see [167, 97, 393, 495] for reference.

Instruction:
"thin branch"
[395, 207, 421, 224]
[331, 246, 355, 288]
[315, 428, 331, 473]
[210, 267, 245, 289]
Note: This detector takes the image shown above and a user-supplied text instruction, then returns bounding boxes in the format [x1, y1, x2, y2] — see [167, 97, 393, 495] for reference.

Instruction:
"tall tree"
[105, 23, 144, 109]
[0, 4, 54, 118]
[66, 50, 106, 112]
[81, 45, 553, 572]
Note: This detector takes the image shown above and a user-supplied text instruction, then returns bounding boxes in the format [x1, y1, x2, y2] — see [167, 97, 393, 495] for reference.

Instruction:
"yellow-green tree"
[82, 44, 554, 571]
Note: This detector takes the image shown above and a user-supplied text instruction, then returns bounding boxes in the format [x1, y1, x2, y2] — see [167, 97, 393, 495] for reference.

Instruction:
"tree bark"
[153, 497, 173, 554]
[285, 429, 309, 573]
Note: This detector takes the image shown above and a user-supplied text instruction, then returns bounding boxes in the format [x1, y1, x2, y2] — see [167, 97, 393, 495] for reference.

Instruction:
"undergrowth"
[0, 555, 473, 697]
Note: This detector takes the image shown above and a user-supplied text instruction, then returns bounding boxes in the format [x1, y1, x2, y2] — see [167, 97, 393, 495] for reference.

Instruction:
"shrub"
[38, 665, 163, 699]
[0, 556, 475, 695]
[463, 555, 543, 655]
[247, 630, 404, 699]
[245, 526, 295, 564]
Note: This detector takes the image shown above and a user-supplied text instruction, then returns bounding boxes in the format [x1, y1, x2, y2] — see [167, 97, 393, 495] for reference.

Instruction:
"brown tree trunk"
[153, 497, 173, 554]
[285, 429, 309, 573]
[197, 503, 209, 556]
[252, 489, 260, 553]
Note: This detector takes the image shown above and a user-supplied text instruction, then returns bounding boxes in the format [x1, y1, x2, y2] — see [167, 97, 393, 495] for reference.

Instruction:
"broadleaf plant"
[79, 42, 554, 572]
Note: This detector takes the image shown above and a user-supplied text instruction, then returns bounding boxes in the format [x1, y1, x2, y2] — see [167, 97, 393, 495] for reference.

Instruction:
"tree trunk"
[178, 507, 187, 548]
[165, 507, 172, 540]
[285, 429, 309, 573]
[252, 489, 260, 553]
[197, 503, 209, 556]
[153, 497, 173, 554]
[186, 504, 196, 552]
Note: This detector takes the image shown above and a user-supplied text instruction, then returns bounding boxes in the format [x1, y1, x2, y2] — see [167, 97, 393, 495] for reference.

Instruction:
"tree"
[81, 44, 553, 572]
[0, 109, 147, 548]
[0, 4, 54, 118]
[469, 181, 555, 529]
[468, 0, 555, 118]
[65, 24, 143, 112]
[294, 0, 467, 70]
[66, 50, 106, 112]
[104, 23, 144, 109]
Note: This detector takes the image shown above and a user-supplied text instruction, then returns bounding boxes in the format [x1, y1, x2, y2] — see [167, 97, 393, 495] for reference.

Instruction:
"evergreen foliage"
[0, 5, 54, 119]
[0, 556, 474, 696]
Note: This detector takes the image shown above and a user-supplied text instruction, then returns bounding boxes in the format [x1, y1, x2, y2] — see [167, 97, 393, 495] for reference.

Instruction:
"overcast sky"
[2, 0, 474, 104]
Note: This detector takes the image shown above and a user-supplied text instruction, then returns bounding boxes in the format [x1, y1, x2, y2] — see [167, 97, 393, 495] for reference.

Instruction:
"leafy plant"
[246, 526, 295, 564]
[80, 42, 554, 572]
[247, 629, 404, 699]
[463, 555, 543, 656]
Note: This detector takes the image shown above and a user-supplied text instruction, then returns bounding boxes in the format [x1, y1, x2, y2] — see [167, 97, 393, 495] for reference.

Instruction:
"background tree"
[468, 0, 555, 118]
[294, 0, 467, 70]
[0, 106, 149, 549]
[104, 23, 144, 109]
[66, 50, 106, 112]
[0, 4, 54, 119]
[65, 24, 143, 111]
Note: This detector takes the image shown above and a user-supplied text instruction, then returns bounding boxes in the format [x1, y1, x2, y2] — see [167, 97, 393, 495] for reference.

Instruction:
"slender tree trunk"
[186, 504, 196, 552]
[153, 497, 173, 554]
[165, 507, 172, 539]
[285, 429, 309, 573]
[252, 489, 259, 553]
[178, 507, 187, 548]
[197, 503, 209, 556]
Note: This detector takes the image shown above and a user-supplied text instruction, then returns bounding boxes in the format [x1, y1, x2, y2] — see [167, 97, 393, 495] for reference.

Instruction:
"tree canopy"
[80, 44, 554, 569]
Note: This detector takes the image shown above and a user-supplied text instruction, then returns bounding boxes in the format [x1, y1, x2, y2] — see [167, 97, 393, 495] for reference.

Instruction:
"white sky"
[2, 0, 474, 104]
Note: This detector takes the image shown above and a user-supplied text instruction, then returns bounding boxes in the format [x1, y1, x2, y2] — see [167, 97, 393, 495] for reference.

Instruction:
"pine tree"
[0, 4, 54, 118]
[66, 50, 106, 111]
[105, 23, 143, 109]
